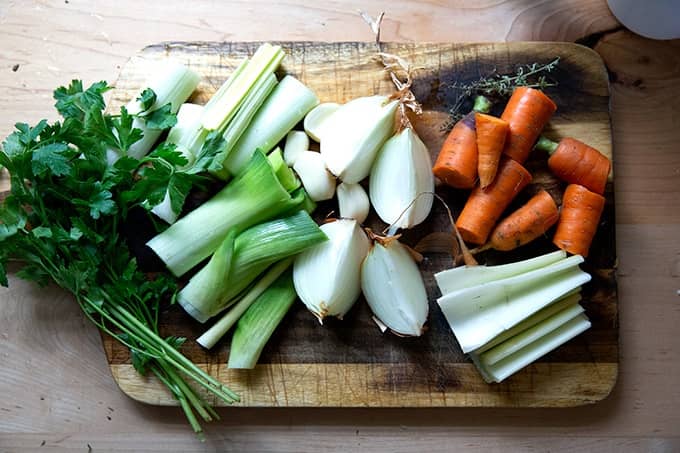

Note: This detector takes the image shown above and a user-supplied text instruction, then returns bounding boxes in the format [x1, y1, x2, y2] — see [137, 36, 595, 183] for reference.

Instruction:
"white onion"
[336, 182, 370, 224]
[369, 128, 434, 231]
[283, 130, 309, 166]
[293, 151, 336, 202]
[293, 219, 370, 322]
[320, 96, 398, 183]
[361, 238, 428, 336]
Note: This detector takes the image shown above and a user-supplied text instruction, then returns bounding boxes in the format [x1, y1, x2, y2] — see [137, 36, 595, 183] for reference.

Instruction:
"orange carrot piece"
[552, 184, 605, 257]
[433, 112, 478, 189]
[501, 87, 557, 163]
[537, 137, 611, 195]
[474, 112, 509, 188]
[456, 157, 533, 245]
[487, 189, 559, 251]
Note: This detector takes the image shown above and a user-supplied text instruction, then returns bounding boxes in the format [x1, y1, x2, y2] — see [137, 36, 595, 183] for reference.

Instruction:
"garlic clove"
[320, 96, 398, 184]
[283, 130, 309, 166]
[361, 238, 429, 336]
[336, 182, 370, 224]
[293, 151, 336, 202]
[293, 219, 370, 322]
[369, 127, 434, 231]
[304, 102, 340, 142]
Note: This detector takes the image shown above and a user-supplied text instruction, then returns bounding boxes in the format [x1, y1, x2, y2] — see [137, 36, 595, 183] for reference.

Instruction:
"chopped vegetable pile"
[0, 28, 612, 436]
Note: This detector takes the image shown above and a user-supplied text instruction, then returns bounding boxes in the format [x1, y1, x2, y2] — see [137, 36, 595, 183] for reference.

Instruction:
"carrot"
[433, 96, 492, 189]
[474, 112, 509, 188]
[535, 136, 611, 195]
[480, 190, 559, 252]
[456, 157, 532, 245]
[552, 184, 605, 257]
[500, 87, 557, 163]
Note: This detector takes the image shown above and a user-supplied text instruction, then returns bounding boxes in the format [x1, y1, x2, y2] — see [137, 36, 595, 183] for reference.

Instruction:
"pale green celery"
[208, 73, 278, 178]
[177, 210, 327, 322]
[222, 76, 320, 176]
[108, 61, 201, 163]
[228, 268, 297, 369]
[471, 314, 591, 383]
[146, 150, 298, 277]
[268, 148, 301, 192]
[479, 302, 585, 366]
[177, 231, 236, 322]
[196, 258, 293, 349]
[437, 254, 591, 353]
[434, 250, 566, 295]
[201, 44, 284, 131]
[473, 290, 582, 354]
[166, 103, 208, 158]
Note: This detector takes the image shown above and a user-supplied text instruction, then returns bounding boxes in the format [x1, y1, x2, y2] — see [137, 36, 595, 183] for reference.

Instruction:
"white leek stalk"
[361, 238, 428, 336]
[201, 43, 284, 131]
[283, 130, 309, 166]
[369, 128, 434, 231]
[337, 182, 369, 224]
[222, 75, 320, 176]
[435, 250, 567, 295]
[108, 61, 200, 163]
[293, 151, 336, 202]
[320, 96, 398, 183]
[304, 102, 339, 142]
[293, 219, 370, 321]
[151, 103, 206, 224]
[437, 254, 591, 353]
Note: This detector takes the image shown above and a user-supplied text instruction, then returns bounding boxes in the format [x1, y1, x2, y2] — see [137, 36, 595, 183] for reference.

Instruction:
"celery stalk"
[208, 73, 278, 178]
[221, 76, 320, 176]
[228, 268, 297, 369]
[437, 254, 591, 353]
[166, 103, 208, 158]
[196, 258, 293, 349]
[146, 150, 298, 277]
[201, 44, 284, 131]
[471, 314, 592, 383]
[177, 211, 327, 322]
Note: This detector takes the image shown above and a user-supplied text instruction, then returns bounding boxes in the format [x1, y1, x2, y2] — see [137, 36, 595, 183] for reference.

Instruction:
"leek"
[177, 211, 327, 322]
[201, 43, 284, 131]
[108, 61, 200, 163]
[208, 72, 278, 177]
[470, 312, 591, 383]
[228, 268, 298, 369]
[221, 75, 320, 177]
[197, 258, 293, 349]
[146, 150, 299, 277]
[437, 254, 591, 353]
[268, 148, 301, 192]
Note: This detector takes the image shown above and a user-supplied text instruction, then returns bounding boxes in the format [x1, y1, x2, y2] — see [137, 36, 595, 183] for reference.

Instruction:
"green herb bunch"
[0, 80, 236, 437]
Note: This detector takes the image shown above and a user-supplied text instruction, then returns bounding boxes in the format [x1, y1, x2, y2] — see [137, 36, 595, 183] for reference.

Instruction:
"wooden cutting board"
[103, 41, 617, 407]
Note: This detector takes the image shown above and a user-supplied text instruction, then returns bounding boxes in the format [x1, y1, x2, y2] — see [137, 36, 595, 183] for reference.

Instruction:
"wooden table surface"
[0, 1, 678, 451]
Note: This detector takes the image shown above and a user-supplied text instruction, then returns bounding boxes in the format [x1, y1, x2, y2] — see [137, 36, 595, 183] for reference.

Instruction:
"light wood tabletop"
[1, 1, 679, 452]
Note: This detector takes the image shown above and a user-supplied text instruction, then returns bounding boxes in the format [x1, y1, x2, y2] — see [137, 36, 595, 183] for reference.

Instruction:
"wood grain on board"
[102, 41, 617, 407]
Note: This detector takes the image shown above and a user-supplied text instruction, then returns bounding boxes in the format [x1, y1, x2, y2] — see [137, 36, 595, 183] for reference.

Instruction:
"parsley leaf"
[31, 142, 73, 177]
[88, 182, 117, 219]
[54, 80, 110, 121]
[144, 103, 177, 130]
[136, 88, 157, 111]
[112, 106, 144, 152]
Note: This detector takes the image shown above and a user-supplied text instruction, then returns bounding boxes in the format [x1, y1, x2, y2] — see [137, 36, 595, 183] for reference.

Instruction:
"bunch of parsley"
[0, 80, 237, 436]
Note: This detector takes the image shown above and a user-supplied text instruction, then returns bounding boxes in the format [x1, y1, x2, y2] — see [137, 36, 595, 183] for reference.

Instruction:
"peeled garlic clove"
[337, 182, 370, 224]
[283, 130, 309, 166]
[361, 238, 429, 336]
[304, 102, 340, 142]
[293, 219, 370, 322]
[320, 96, 398, 184]
[369, 127, 434, 231]
[293, 151, 336, 202]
